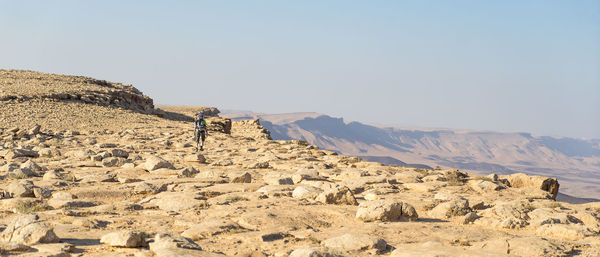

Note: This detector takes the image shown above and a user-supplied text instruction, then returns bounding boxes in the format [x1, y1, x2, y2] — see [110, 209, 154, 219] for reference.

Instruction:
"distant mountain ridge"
[223, 112, 600, 199]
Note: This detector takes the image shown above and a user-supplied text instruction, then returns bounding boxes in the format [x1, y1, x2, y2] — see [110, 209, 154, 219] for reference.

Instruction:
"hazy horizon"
[1, 1, 599, 139]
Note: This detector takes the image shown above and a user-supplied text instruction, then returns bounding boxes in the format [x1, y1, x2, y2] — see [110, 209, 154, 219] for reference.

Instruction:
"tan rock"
[502, 173, 559, 199]
[356, 199, 418, 222]
[143, 156, 174, 171]
[321, 234, 386, 253]
[100, 230, 145, 248]
[316, 186, 357, 205]
[0, 214, 59, 245]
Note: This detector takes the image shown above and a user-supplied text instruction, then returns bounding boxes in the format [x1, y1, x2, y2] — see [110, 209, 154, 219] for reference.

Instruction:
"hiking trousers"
[195, 129, 206, 144]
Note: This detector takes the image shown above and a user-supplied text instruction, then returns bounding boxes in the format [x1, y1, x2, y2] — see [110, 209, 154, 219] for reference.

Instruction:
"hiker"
[194, 113, 208, 151]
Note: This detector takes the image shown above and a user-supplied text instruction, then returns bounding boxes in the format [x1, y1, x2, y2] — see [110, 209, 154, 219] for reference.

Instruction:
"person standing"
[194, 113, 208, 151]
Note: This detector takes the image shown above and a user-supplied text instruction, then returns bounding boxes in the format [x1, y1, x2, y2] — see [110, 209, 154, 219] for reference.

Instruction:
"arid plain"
[0, 70, 599, 256]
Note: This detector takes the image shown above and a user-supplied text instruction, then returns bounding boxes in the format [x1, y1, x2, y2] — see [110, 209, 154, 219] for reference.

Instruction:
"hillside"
[223, 112, 600, 200]
[0, 71, 599, 256]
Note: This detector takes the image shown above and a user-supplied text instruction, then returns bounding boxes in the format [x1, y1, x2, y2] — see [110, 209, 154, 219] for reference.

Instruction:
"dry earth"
[0, 70, 599, 256]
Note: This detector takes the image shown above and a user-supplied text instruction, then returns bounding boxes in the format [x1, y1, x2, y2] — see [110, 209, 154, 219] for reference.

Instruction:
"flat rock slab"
[182, 220, 244, 240]
[321, 233, 387, 253]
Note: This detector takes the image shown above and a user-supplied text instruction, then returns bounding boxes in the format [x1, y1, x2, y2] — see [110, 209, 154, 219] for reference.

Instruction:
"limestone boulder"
[0, 215, 59, 245]
[7, 180, 35, 198]
[292, 186, 323, 200]
[110, 149, 130, 158]
[356, 199, 418, 222]
[101, 157, 128, 167]
[4, 149, 39, 160]
[501, 173, 559, 199]
[100, 230, 144, 248]
[316, 186, 357, 205]
[229, 172, 252, 183]
[468, 179, 504, 193]
[428, 199, 471, 219]
[143, 156, 174, 171]
[20, 160, 45, 173]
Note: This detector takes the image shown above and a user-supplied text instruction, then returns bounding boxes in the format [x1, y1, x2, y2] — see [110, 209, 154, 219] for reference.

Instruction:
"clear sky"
[1, 1, 599, 139]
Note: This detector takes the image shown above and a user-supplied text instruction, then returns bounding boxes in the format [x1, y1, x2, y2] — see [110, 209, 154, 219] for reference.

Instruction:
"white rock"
[143, 156, 174, 171]
[292, 186, 323, 200]
[356, 199, 418, 222]
[100, 230, 144, 248]
[0, 214, 60, 245]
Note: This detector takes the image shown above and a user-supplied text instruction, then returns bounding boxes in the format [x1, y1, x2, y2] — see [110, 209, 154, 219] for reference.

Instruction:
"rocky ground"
[0, 70, 599, 256]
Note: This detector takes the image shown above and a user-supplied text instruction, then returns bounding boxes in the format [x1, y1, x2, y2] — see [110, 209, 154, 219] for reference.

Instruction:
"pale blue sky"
[1, 1, 599, 138]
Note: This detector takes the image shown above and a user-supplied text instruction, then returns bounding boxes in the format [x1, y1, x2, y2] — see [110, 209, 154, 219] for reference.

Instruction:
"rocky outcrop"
[501, 173, 560, 199]
[232, 119, 272, 139]
[0, 70, 155, 114]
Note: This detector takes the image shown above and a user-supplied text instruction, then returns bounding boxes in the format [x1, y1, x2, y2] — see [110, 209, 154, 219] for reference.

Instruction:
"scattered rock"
[0, 214, 60, 245]
[184, 154, 206, 163]
[102, 157, 128, 167]
[264, 175, 294, 185]
[316, 186, 358, 205]
[321, 234, 387, 253]
[100, 230, 145, 248]
[292, 186, 323, 200]
[143, 156, 174, 171]
[289, 248, 337, 257]
[7, 180, 35, 198]
[230, 172, 252, 183]
[428, 199, 471, 219]
[356, 199, 418, 222]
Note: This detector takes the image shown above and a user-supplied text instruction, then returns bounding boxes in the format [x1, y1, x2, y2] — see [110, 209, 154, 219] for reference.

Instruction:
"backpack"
[195, 118, 206, 131]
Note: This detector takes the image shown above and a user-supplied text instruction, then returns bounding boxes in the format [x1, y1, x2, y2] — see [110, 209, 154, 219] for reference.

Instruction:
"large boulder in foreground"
[501, 173, 559, 200]
[0, 215, 59, 245]
[356, 199, 418, 222]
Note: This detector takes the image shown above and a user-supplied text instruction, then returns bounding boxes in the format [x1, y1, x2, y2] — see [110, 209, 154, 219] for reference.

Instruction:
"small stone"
[461, 212, 480, 224]
[264, 175, 294, 185]
[178, 167, 199, 177]
[230, 172, 252, 183]
[110, 149, 129, 158]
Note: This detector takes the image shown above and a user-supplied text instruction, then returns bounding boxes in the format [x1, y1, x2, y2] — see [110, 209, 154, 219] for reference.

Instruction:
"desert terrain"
[221, 113, 600, 200]
[0, 70, 599, 256]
